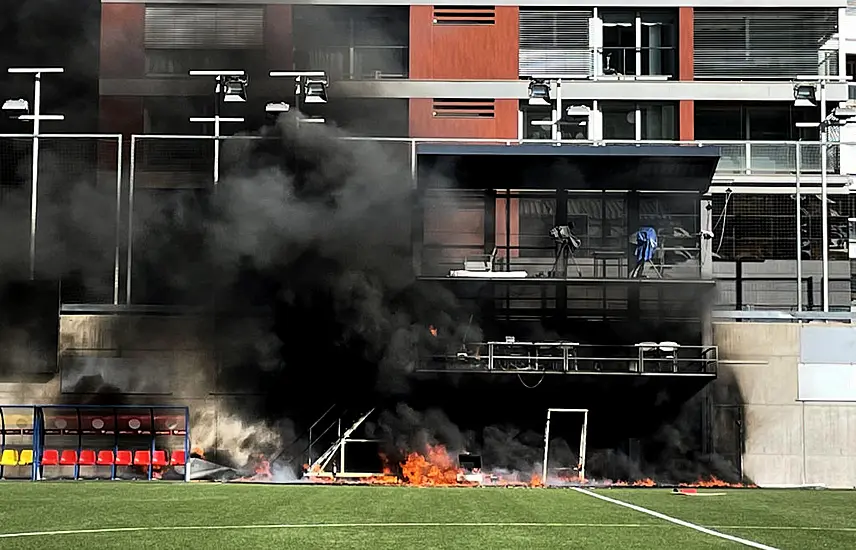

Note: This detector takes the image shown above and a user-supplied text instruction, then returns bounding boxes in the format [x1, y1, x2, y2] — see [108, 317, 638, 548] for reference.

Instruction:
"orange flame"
[632, 478, 656, 487]
[529, 474, 543, 487]
[680, 476, 755, 488]
[400, 445, 466, 486]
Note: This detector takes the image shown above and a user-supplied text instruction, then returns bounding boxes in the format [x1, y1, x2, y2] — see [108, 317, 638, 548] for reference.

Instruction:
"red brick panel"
[100, 4, 146, 79]
[409, 6, 519, 80]
[99, 97, 144, 136]
[409, 99, 518, 139]
[678, 7, 694, 81]
[264, 5, 293, 70]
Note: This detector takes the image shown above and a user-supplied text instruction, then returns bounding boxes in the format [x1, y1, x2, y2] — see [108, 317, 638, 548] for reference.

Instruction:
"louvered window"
[433, 7, 496, 26]
[519, 9, 593, 78]
[432, 99, 495, 118]
[144, 6, 264, 49]
[694, 9, 838, 79]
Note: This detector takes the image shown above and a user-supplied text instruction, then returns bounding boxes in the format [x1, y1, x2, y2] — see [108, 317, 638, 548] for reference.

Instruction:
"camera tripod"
[549, 238, 583, 278]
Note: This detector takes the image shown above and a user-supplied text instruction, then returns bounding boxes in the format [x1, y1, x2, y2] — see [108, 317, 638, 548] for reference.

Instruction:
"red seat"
[152, 450, 168, 467]
[170, 450, 187, 466]
[78, 450, 96, 466]
[41, 449, 59, 466]
[133, 450, 151, 466]
[96, 450, 115, 465]
[59, 450, 78, 466]
[115, 450, 132, 466]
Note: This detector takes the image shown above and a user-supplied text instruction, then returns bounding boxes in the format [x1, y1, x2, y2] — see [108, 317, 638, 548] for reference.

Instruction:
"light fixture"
[222, 76, 248, 103]
[833, 106, 856, 121]
[528, 79, 551, 106]
[565, 105, 590, 116]
[265, 102, 291, 113]
[2, 98, 29, 119]
[793, 83, 817, 107]
[303, 79, 328, 104]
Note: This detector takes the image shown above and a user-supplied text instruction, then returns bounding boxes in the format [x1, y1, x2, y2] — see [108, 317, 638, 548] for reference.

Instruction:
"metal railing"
[297, 46, 409, 80]
[0, 133, 123, 305]
[418, 341, 718, 375]
[333, 137, 845, 176]
[0, 131, 847, 316]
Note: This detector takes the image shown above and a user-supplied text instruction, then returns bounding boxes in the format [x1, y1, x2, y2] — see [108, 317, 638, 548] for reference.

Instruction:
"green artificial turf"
[0, 483, 853, 549]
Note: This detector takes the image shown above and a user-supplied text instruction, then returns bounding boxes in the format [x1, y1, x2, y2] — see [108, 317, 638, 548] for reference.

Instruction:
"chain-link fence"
[127, 134, 417, 304]
[123, 135, 854, 311]
[0, 134, 122, 304]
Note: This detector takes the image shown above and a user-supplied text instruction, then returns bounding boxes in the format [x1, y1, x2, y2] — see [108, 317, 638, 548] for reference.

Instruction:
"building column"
[678, 7, 694, 141]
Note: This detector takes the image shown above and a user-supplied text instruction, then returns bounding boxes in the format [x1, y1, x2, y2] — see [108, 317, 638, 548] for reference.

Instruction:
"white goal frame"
[542, 408, 589, 485]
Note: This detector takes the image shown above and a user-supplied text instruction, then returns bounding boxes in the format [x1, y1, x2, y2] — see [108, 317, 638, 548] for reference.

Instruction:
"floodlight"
[303, 79, 328, 104]
[265, 102, 291, 113]
[222, 76, 248, 103]
[833, 106, 856, 121]
[301, 117, 326, 124]
[2, 98, 29, 118]
[793, 83, 817, 106]
[565, 105, 590, 116]
[528, 80, 550, 106]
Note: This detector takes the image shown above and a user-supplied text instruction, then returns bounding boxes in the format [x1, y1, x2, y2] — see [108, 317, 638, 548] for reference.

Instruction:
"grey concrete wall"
[0, 313, 275, 466]
[714, 321, 856, 488]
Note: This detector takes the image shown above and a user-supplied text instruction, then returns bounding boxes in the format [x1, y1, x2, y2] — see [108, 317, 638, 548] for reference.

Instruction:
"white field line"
[0, 521, 853, 540]
[571, 488, 780, 550]
[0, 522, 658, 539]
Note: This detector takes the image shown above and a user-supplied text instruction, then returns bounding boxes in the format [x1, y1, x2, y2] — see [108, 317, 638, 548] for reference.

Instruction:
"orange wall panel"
[409, 6, 519, 80]
[409, 99, 518, 139]
[264, 5, 293, 70]
[678, 7, 694, 81]
[99, 97, 144, 136]
[678, 8, 694, 140]
[679, 100, 694, 141]
[495, 198, 520, 258]
[100, 4, 145, 79]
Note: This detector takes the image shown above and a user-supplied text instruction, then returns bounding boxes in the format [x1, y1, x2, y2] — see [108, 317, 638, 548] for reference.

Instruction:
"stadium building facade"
[0, 0, 848, 486]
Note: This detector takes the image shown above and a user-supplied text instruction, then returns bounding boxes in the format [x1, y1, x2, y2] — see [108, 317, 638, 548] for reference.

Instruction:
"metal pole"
[579, 411, 588, 481]
[214, 76, 221, 186]
[541, 409, 551, 484]
[126, 136, 136, 305]
[113, 135, 123, 305]
[214, 117, 221, 186]
[29, 73, 41, 280]
[553, 80, 563, 142]
[337, 418, 343, 474]
[820, 80, 829, 312]
[796, 141, 803, 312]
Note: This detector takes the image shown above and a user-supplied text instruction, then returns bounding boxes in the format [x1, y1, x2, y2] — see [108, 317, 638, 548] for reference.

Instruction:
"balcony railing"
[418, 341, 718, 376]
[335, 138, 845, 177]
[297, 46, 408, 81]
[129, 136, 849, 181]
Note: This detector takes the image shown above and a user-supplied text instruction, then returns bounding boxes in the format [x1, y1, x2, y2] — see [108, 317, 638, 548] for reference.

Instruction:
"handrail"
[420, 341, 717, 375]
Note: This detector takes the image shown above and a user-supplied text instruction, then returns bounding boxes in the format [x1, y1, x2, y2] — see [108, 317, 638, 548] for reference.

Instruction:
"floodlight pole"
[796, 142, 802, 312]
[819, 79, 829, 312]
[553, 79, 563, 142]
[188, 71, 246, 186]
[7, 68, 64, 280]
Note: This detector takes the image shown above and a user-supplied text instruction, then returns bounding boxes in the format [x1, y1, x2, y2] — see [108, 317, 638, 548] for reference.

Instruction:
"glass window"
[600, 9, 676, 78]
[640, 103, 676, 140]
[523, 106, 554, 140]
[601, 102, 636, 140]
[694, 105, 744, 140]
